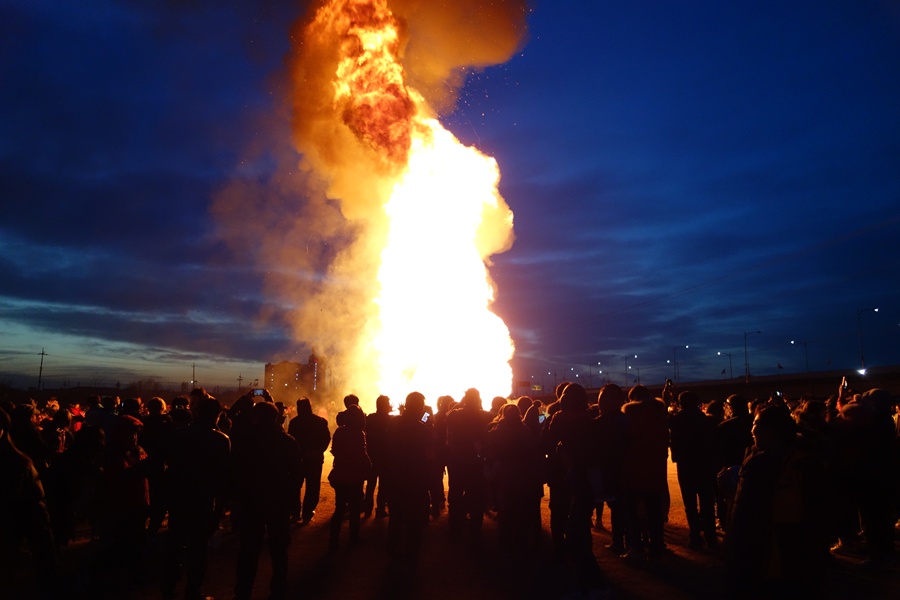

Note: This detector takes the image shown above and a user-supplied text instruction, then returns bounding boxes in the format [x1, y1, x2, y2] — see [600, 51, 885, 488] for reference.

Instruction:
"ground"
[6, 457, 899, 599]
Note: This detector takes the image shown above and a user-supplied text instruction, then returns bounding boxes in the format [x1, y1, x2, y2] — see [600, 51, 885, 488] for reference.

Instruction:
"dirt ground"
[8, 457, 899, 600]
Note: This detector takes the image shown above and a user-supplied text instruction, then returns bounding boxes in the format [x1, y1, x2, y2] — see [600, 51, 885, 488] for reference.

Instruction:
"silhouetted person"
[327, 404, 370, 550]
[445, 388, 492, 536]
[725, 405, 829, 598]
[540, 383, 570, 559]
[422, 404, 445, 519]
[593, 384, 630, 555]
[188, 387, 212, 413]
[120, 397, 143, 420]
[170, 396, 193, 429]
[522, 402, 543, 439]
[160, 397, 230, 600]
[621, 385, 669, 560]
[231, 401, 303, 600]
[705, 399, 726, 424]
[715, 394, 754, 528]
[227, 394, 255, 444]
[835, 388, 898, 567]
[0, 406, 58, 600]
[47, 423, 104, 552]
[363, 395, 394, 518]
[516, 395, 534, 417]
[862, 389, 899, 567]
[93, 414, 148, 592]
[521, 402, 545, 543]
[84, 395, 120, 437]
[81, 394, 102, 428]
[336, 393, 365, 428]
[9, 402, 51, 474]
[139, 397, 173, 537]
[669, 390, 718, 549]
[39, 407, 72, 457]
[287, 397, 331, 524]
[40, 408, 73, 546]
[383, 391, 436, 559]
[548, 383, 607, 595]
[487, 404, 542, 552]
[429, 395, 455, 518]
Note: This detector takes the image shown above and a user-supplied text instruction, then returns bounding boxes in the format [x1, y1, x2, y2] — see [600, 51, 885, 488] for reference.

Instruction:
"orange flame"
[289, 0, 523, 405]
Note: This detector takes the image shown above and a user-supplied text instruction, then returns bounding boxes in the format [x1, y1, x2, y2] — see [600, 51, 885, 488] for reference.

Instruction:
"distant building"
[264, 354, 325, 404]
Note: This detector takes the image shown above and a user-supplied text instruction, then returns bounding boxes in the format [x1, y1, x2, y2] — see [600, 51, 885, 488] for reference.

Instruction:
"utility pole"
[192, 363, 196, 388]
[37, 348, 46, 390]
[237, 374, 244, 390]
[744, 331, 761, 383]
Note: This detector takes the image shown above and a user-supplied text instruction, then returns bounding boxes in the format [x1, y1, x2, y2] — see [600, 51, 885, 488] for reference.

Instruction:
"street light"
[669, 345, 689, 382]
[717, 351, 733, 379]
[790, 340, 809, 373]
[744, 331, 761, 382]
[856, 307, 879, 375]
[624, 354, 637, 387]
[588, 361, 601, 388]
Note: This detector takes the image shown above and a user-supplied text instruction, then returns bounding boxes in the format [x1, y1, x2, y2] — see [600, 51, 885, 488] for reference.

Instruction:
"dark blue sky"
[2, 0, 898, 392]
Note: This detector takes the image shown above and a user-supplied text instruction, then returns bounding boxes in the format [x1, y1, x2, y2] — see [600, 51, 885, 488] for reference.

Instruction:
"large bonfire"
[288, 0, 527, 406]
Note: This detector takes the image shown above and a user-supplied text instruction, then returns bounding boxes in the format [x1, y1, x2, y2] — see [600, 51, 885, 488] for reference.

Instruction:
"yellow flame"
[302, 0, 515, 403]
[374, 118, 514, 400]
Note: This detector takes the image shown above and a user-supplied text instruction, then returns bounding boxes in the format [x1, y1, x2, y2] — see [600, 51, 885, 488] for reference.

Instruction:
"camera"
[538, 414, 546, 424]
[252, 389, 266, 397]
[420, 412, 430, 423]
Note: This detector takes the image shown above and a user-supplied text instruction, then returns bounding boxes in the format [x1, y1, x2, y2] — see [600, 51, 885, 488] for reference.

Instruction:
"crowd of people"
[0, 379, 898, 599]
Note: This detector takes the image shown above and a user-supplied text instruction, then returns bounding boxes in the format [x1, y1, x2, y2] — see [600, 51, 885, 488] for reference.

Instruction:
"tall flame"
[289, 0, 524, 405]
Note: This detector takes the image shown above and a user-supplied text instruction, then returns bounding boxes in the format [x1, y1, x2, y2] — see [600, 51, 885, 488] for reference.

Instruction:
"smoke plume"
[216, 0, 528, 403]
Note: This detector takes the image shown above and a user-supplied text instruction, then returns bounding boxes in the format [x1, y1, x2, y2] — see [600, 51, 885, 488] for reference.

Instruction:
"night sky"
[2, 0, 899, 393]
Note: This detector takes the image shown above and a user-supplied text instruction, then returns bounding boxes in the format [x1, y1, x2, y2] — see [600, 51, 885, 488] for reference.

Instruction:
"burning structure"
[262, 0, 528, 405]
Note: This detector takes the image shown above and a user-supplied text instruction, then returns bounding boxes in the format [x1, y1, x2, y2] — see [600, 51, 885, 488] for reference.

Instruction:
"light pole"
[669, 345, 689, 382]
[717, 351, 733, 379]
[790, 340, 809, 373]
[624, 355, 637, 387]
[856, 308, 879, 374]
[588, 361, 601, 388]
[744, 331, 761, 382]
